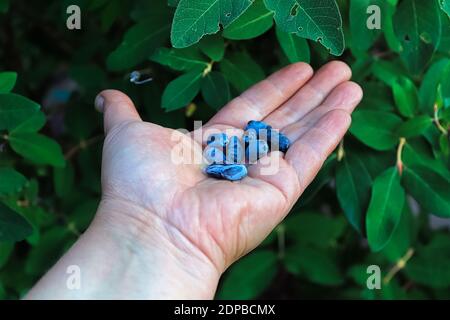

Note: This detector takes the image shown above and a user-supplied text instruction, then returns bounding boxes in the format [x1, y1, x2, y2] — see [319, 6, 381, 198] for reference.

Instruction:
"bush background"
[0, 0, 450, 299]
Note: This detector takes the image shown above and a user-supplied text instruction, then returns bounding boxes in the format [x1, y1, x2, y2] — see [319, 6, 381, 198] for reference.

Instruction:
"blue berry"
[245, 139, 269, 163]
[226, 136, 244, 164]
[244, 120, 272, 131]
[204, 145, 226, 164]
[204, 164, 248, 181]
[207, 133, 229, 147]
[243, 129, 258, 146]
[269, 131, 290, 153]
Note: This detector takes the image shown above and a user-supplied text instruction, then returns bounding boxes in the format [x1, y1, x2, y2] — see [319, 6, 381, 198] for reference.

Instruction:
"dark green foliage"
[0, 0, 449, 299]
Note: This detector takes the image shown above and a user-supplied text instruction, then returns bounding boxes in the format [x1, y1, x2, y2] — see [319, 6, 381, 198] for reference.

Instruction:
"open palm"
[97, 61, 362, 274]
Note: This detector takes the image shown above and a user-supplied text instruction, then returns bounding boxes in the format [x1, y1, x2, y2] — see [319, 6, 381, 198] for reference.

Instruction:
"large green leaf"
[171, 0, 253, 48]
[284, 245, 343, 286]
[366, 167, 405, 252]
[8, 132, 65, 167]
[350, 110, 403, 150]
[383, 0, 402, 52]
[396, 115, 432, 138]
[223, 0, 273, 40]
[381, 201, 415, 263]
[349, 0, 382, 52]
[199, 34, 225, 61]
[336, 153, 372, 234]
[285, 212, 346, 248]
[275, 26, 310, 63]
[405, 234, 450, 288]
[201, 71, 230, 110]
[0, 168, 26, 195]
[264, 0, 344, 55]
[393, 0, 442, 75]
[220, 51, 265, 92]
[0, 72, 17, 93]
[161, 69, 203, 111]
[107, 19, 170, 71]
[402, 165, 450, 217]
[150, 47, 209, 72]
[217, 250, 277, 299]
[391, 76, 418, 117]
[10, 110, 46, 134]
[0, 202, 33, 242]
[419, 58, 450, 112]
[0, 93, 40, 131]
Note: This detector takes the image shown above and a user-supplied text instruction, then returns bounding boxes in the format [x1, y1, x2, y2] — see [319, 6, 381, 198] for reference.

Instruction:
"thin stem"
[434, 103, 448, 135]
[277, 224, 286, 260]
[396, 137, 406, 175]
[383, 248, 415, 285]
[337, 139, 345, 161]
[64, 134, 103, 160]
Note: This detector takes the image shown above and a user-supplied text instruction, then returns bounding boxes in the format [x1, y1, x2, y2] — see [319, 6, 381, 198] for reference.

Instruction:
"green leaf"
[391, 76, 418, 117]
[336, 153, 372, 234]
[372, 59, 408, 87]
[201, 71, 230, 110]
[0, 168, 26, 195]
[0, 93, 40, 131]
[0, 0, 9, 13]
[285, 212, 346, 248]
[10, 110, 46, 133]
[419, 58, 450, 112]
[0, 72, 17, 93]
[150, 47, 209, 72]
[383, 0, 402, 52]
[402, 165, 450, 217]
[350, 110, 403, 150]
[349, 0, 382, 52]
[275, 26, 310, 63]
[381, 201, 415, 263]
[396, 115, 433, 138]
[8, 132, 65, 168]
[0, 242, 13, 268]
[264, 0, 345, 56]
[393, 0, 442, 75]
[217, 250, 277, 299]
[440, 0, 450, 17]
[223, 0, 273, 40]
[107, 19, 170, 71]
[220, 52, 265, 92]
[0, 202, 33, 242]
[405, 234, 450, 288]
[284, 245, 343, 286]
[366, 167, 405, 252]
[161, 69, 203, 111]
[171, 0, 253, 48]
[199, 34, 225, 61]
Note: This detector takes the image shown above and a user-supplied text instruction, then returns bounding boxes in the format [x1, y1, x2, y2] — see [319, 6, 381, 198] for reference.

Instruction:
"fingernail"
[95, 95, 105, 112]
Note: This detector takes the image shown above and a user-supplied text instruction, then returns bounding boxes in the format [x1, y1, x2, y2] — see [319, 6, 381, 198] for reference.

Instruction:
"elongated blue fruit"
[204, 145, 226, 164]
[246, 139, 269, 163]
[206, 133, 229, 147]
[204, 164, 248, 181]
[269, 131, 290, 153]
[244, 120, 272, 131]
[226, 135, 244, 164]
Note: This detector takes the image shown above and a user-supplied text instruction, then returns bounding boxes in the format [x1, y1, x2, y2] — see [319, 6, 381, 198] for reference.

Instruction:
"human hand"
[94, 61, 362, 294]
[26, 61, 362, 300]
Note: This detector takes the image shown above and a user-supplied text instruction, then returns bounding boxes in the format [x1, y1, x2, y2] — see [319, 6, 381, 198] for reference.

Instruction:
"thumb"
[95, 89, 142, 135]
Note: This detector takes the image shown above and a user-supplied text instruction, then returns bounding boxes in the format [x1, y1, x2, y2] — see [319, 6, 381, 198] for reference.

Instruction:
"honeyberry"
[245, 139, 269, 163]
[204, 164, 248, 181]
[204, 145, 226, 164]
[207, 133, 228, 147]
[226, 135, 244, 164]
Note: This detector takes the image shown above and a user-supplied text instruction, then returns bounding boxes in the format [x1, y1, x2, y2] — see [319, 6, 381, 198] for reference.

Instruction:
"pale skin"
[25, 61, 362, 299]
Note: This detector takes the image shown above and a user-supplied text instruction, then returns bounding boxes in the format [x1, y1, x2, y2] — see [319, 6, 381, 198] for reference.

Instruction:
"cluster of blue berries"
[203, 120, 291, 181]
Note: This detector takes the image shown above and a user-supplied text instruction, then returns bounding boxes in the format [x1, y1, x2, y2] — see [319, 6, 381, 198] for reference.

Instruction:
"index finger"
[205, 62, 313, 128]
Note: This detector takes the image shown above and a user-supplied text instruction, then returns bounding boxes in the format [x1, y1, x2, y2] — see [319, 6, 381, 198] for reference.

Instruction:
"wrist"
[92, 198, 221, 299]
